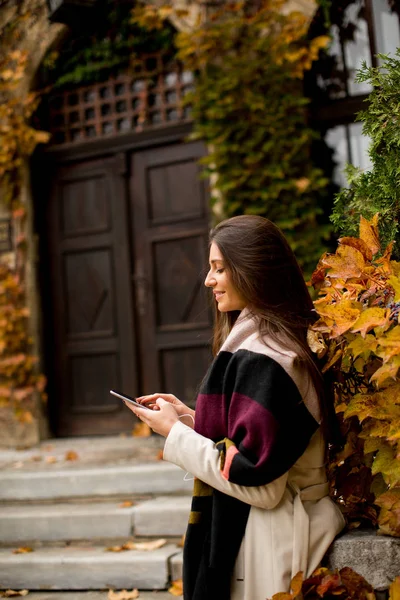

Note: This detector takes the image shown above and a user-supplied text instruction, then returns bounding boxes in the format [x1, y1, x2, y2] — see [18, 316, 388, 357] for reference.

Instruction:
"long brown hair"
[209, 215, 340, 445]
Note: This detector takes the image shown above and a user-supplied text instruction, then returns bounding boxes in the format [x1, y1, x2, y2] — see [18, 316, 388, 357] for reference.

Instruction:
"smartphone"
[110, 390, 152, 410]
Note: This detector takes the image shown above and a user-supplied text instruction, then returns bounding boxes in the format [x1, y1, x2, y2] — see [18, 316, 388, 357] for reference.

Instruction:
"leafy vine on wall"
[132, 0, 331, 277]
[0, 7, 49, 418]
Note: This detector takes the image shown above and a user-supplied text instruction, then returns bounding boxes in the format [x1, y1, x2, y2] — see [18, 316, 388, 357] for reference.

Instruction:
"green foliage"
[331, 51, 400, 258]
[133, 0, 332, 276]
[42, 0, 176, 89]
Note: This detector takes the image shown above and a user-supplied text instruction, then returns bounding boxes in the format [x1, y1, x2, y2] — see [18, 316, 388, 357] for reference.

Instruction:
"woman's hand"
[137, 393, 195, 421]
[125, 398, 179, 437]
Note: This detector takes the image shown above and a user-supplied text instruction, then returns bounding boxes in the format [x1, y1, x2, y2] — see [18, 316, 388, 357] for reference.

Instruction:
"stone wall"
[0, 0, 65, 447]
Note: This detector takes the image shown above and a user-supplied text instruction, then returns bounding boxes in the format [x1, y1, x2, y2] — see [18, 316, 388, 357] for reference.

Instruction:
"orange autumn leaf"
[321, 245, 366, 280]
[132, 422, 152, 437]
[376, 489, 400, 537]
[339, 566, 375, 599]
[316, 571, 343, 596]
[119, 501, 134, 508]
[0, 592, 29, 597]
[339, 236, 373, 261]
[12, 547, 33, 554]
[359, 214, 380, 256]
[65, 450, 79, 461]
[351, 307, 391, 338]
[168, 579, 183, 596]
[156, 448, 164, 460]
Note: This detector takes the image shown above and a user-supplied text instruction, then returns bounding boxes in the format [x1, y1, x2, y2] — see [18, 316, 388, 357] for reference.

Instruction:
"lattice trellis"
[48, 54, 194, 145]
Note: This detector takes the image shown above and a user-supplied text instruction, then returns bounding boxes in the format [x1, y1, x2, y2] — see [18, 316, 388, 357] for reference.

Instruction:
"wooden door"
[47, 154, 138, 436]
[131, 141, 212, 407]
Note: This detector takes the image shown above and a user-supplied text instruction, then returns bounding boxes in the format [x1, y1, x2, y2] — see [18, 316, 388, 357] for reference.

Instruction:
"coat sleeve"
[163, 420, 288, 509]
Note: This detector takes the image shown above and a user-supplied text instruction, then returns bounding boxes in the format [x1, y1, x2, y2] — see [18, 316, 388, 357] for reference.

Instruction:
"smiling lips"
[214, 291, 225, 301]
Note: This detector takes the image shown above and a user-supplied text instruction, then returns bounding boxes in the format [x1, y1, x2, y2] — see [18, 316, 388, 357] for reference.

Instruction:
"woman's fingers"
[137, 393, 179, 405]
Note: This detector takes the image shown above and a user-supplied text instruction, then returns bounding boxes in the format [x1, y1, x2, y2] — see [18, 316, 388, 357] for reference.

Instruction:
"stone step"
[0, 462, 192, 501]
[133, 496, 191, 538]
[0, 542, 180, 590]
[0, 496, 191, 543]
[170, 552, 183, 583]
[24, 593, 181, 600]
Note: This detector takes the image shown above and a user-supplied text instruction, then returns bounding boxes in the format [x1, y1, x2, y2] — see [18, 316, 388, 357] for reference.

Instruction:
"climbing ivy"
[132, 0, 332, 276]
[41, 0, 176, 89]
[0, 3, 49, 417]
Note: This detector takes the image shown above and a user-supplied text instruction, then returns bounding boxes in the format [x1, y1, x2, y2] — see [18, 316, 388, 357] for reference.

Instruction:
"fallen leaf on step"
[30, 456, 42, 462]
[106, 539, 166, 552]
[132, 422, 151, 437]
[178, 534, 185, 548]
[168, 579, 183, 596]
[130, 538, 166, 551]
[107, 589, 139, 600]
[12, 547, 33, 554]
[119, 501, 134, 508]
[45, 456, 57, 464]
[65, 450, 79, 461]
[156, 449, 164, 460]
[0, 591, 29, 597]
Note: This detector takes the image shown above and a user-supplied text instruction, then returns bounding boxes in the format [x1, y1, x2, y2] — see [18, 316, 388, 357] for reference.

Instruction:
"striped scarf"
[183, 310, 320, 599]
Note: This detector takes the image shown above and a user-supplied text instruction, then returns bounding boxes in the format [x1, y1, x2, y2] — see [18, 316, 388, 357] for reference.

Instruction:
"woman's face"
[205, 242, 247, 312]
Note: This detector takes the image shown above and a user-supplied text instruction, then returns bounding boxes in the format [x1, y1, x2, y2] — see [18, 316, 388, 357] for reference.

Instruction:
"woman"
[125, 215, 345, 600]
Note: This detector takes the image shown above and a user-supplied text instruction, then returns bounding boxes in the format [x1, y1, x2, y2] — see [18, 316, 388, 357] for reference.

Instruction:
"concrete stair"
[0, 439, 190, 595]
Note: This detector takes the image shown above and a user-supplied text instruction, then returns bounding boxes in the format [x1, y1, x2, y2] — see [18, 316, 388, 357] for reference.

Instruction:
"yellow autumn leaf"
[389, 275, 400, 302]
[315, 299, 362, 338]
[389, 576, 400, 600]
[344, 392, 379, 422]
[0, 591, 29, 597]
[359, 214, 380, 256]
[371, 355, 400, 387]
[107, 589, 139, 600]
[168, 579, 183, 596]
[351, 307, 390, 338]
[347, 333, 378, 358]
[321, 347, 343, 373]
[364, 436, 386, 455]
[371, 444, 400, 486]
[132, 422, 152, 437]
[376, 326, 400, 361]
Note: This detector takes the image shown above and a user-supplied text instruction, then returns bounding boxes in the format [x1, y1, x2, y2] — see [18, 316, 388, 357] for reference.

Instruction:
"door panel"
[47, 154, 138, 436]
[131, 141, 212, 407]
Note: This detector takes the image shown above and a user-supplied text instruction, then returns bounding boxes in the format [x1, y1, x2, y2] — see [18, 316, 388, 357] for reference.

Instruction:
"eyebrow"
[210, 259, 224, 265]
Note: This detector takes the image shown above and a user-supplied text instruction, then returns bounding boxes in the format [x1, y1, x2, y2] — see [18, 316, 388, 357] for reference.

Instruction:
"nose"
[204, 270, 216, 288]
